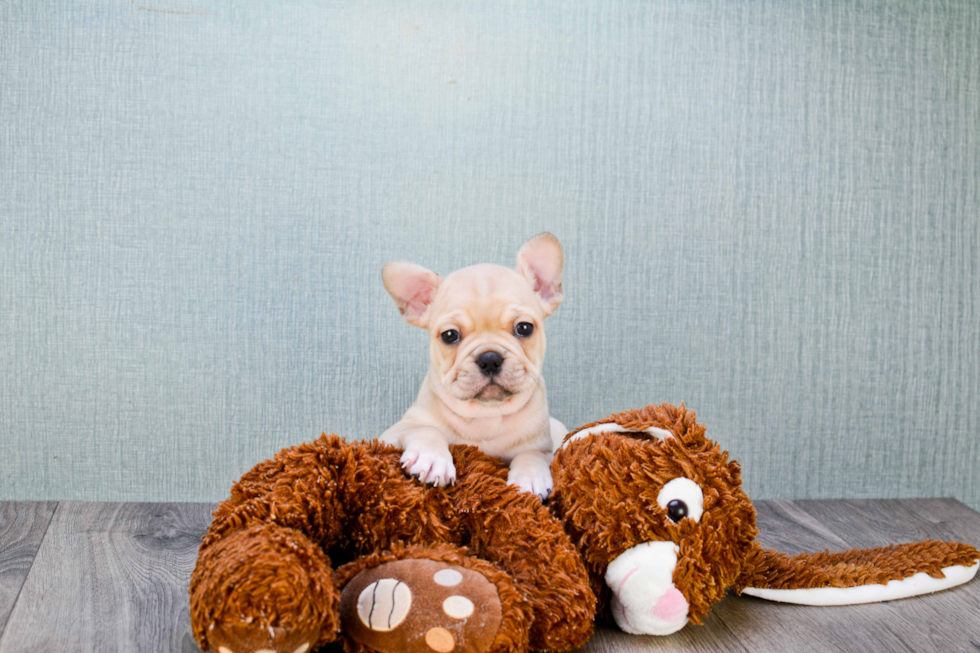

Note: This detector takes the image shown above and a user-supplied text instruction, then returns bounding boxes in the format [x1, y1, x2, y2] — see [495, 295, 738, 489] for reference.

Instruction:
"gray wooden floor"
[0, 499, 978, 653]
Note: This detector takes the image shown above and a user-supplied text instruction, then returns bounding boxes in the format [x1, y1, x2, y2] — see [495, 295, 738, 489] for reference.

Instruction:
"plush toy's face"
[552, 410, 758, 635]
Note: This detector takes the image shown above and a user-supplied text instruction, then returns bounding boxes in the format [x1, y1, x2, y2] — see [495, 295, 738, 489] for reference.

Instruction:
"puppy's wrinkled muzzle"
[605, 541, 689, 636]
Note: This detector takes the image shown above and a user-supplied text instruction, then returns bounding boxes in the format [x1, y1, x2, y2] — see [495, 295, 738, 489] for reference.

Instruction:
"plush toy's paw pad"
[340, 558, 502, 653]
[206, 623, 317, 653]
[402, 448, 457, 487]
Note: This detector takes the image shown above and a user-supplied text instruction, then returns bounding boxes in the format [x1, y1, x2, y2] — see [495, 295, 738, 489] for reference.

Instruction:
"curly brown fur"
[204, 436, 462, 560]
[564, 401, 707, 445]
[194, 401, 979, 647]
[190, 522, 339, 650]
[190, 434, 595, 653]
[453, 459, 596, 650]
[552, 402, 757, 626]
[737, 540, 980, 591]
[554, 402, 979, 633]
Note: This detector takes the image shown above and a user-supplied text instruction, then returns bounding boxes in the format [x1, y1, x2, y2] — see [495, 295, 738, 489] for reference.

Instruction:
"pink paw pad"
[651, 588, 688, 622]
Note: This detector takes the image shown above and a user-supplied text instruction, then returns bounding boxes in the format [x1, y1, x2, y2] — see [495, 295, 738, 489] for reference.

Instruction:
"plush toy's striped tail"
[736, 541, 979, 606]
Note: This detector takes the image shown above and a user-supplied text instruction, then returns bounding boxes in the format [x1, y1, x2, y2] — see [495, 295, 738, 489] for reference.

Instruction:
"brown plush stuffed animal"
[553, 402, 980, 636]
[189, 436, 596, 653]
[190, 403, 980, 652]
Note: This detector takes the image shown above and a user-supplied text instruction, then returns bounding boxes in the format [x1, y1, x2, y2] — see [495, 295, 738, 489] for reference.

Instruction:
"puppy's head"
[383, 233, 563, 414]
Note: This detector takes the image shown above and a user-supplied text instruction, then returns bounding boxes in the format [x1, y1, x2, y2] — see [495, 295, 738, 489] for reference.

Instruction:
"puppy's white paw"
[507, 450, 554, 500]
[507, 468, 553, 500]
[401, 446, 457, 487]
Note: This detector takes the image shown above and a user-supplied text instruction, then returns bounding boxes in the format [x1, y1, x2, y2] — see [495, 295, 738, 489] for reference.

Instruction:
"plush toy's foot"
[337, 545, 529, 653]
[189, 523, 339, 653]
[206, 624, 317, 653]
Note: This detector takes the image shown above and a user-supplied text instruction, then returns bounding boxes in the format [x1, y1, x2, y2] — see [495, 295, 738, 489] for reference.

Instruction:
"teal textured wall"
[1, 1, 978, 507]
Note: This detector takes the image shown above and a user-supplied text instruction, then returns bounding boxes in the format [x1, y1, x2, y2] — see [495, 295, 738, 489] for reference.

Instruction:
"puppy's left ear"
[517, 232, 564, 315]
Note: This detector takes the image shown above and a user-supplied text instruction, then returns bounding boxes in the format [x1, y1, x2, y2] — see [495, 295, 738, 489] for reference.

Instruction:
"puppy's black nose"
[476, 351, 504, 377]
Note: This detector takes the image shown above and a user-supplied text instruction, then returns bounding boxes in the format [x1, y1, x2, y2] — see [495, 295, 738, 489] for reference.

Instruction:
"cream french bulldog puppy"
[380, 233, 566, 499]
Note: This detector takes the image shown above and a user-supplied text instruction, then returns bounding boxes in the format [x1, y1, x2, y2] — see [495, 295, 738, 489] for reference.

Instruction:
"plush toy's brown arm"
[190, 436, 351, 652]
[190, 434, 455, 652]
[451, 446, 597, 652]
[735, 540, 979, 606]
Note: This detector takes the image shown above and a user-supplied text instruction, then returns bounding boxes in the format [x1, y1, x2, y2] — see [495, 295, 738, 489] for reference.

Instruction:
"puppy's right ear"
[382, 261, 443, 328]
[517, 232, 564, 316]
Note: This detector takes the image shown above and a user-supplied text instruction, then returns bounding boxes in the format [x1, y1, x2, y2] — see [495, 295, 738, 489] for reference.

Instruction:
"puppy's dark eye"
[440, 329, 461, 345]
[666, 499, 688, 523]
[514, 322, 534, 337]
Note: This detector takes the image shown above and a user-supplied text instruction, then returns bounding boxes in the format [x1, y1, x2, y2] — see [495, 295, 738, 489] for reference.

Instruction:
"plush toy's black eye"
[666, 499, 688, 523]
[440, 329, 461, 345]
[514, 322, 534, 337]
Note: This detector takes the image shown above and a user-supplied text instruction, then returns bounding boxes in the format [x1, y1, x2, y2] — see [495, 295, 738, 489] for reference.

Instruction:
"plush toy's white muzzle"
[605, 541, 689, 635]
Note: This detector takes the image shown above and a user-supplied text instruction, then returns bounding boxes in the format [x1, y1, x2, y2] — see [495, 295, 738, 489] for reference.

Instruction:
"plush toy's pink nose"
[651, 587, 688, 622]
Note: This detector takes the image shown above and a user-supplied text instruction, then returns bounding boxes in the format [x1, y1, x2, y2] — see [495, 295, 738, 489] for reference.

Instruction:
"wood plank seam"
[0, 502, 59, 647]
